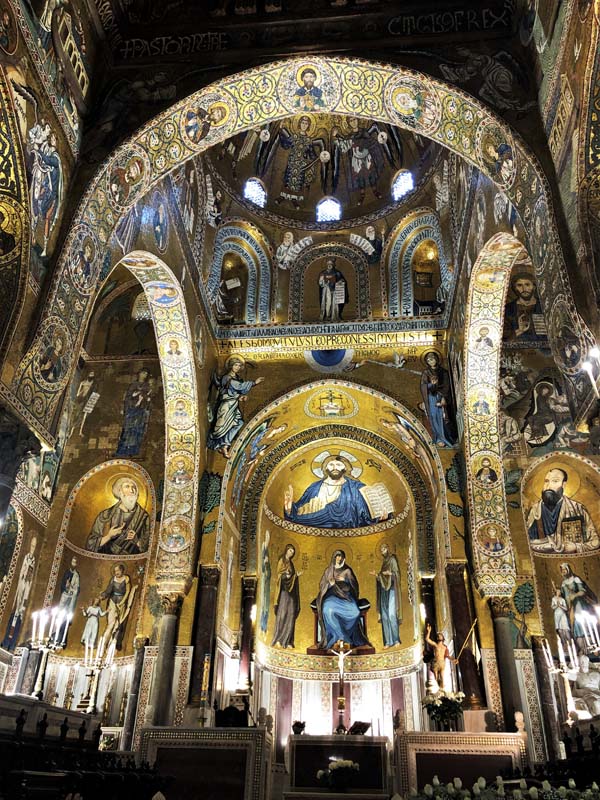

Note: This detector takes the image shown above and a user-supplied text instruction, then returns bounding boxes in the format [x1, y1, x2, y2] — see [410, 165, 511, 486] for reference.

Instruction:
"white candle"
[84, 641, 88, 668]
[557, 636, 567, 667]
[542, 639, 554, 669]
[49, 608, 58, 638]
[39, 611, 47, 642]
[55, 611, 65, 644]
[97, 634, 106, 663]
[61, 613, 72, 645]
[31, 612, 38, 645]
[591, 616, 600, 647]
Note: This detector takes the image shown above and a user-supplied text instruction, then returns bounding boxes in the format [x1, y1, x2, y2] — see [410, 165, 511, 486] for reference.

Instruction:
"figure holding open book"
[319, 258, 348, 322]
[284, 451, 394, 529]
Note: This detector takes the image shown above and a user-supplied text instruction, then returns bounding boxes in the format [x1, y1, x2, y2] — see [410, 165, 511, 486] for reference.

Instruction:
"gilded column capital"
[160, 593, 184, 616]
[199, 565, 220, 588]
[489, 596, 512, 619]
[242, 574, 257, 600]
[445, 562, 467, 584]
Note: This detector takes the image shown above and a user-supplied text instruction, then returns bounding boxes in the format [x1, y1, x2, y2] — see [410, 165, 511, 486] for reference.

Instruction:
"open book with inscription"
[360, 483, 394, 521]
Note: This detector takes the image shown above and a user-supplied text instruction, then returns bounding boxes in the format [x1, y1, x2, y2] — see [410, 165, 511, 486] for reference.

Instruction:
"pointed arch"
[463, 232, 529, 597]
[7, 55, 594, 444]
[384, 208, 449, 316]
[206, 220, 272, 325]
[215, 380, 451, 576]
[98, 251, 200, 593]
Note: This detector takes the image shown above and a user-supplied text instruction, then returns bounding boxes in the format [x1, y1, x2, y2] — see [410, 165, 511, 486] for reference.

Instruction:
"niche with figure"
[214, 253, 249, 325]
[302, 255, 358, 323]
[412, 239, 443, 316]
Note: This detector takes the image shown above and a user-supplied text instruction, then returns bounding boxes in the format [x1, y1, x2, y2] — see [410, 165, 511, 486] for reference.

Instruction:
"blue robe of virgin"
[316, 562, 369, 649]
[285, 477, 375, 528]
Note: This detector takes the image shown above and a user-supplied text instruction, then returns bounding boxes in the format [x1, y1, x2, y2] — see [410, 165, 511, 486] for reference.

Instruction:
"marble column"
[239, 576, 257, 690]
[0, 408, 40, 522]
[189, 566, 220, 705]
[531, 635, 561, 761]
[145, 593, 182, 726]
[121, 636, 147, 751]
[446, 563, 486, 709]
[489, 597, 521, 731]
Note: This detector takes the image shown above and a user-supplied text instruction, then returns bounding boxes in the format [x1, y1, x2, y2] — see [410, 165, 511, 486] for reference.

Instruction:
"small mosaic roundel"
[475, 121, 516, 191]
[384, 75, 442, 136]
[107, 146, 151, 213]
[276, 60, 342, 115]
[475, 522, 509, 557]
[160, 516, 192, 553]
[33, 316, 72, 391]
[67, 224, 100, 295]
[180, 91, 238, 149]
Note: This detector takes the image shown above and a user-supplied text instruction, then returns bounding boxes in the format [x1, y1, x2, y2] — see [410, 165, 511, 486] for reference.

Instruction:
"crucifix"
[329, 639, 355, 733]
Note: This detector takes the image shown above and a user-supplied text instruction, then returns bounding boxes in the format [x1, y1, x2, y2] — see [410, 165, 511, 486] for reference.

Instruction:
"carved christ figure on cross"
[330, 639, 355, 692]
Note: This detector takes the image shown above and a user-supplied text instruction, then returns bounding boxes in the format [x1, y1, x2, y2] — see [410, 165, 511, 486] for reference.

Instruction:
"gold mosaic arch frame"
[216, 378, 452, 567]
[0, 68, 31, 371]
[5, 56, 594, 446]
[464, 232, 530, 596]
[91, 253, 199, 593]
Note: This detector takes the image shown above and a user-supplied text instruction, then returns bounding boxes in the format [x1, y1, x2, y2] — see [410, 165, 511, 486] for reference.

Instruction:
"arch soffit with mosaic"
[206, 220, 273, 325]
[6, 55, 594, 446]
[216, 380, 451, 574]
[288, 241, 370, 322]
[384, 207, 449, 317]
[95, 252, 200, 594]
[0, 69, 31, 372]
[464, 233, 530, 598]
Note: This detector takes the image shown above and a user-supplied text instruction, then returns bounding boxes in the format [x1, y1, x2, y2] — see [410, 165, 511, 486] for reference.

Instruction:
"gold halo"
[311, 449, 362, 479]
[527, 458, 582, 500]
[104, 472, 147, 507]
[295, 63, 322, 87]
[421, 350, 442, 367]
[323, 541, 355, 565]
[289, 114, 318, 137]
[391, 85, 419, 116]
[208, 101, 230, 128]
[225, 354, 245, 371]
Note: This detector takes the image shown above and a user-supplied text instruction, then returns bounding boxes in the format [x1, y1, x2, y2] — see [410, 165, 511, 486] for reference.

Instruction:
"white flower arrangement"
[329, 759, 359, 771]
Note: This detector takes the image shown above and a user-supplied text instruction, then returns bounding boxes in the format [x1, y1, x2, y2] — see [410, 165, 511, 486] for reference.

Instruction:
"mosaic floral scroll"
[8, 56, 594, 443]
[464, 233, 527, 596]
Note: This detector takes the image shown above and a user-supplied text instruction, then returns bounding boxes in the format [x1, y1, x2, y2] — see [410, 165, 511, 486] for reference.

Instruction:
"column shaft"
[531, 636, 560, 761]
[121, 637, 147, 751]
[239, 576, 257, 690]
[446, 563, 486, 708]
[146, 594, 182, 726]
[189, 566, 220, 705]
[490, 597, 521, 731]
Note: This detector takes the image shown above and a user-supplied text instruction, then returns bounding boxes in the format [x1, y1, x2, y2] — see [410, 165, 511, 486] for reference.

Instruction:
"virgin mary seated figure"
[314, 550, 371, 651]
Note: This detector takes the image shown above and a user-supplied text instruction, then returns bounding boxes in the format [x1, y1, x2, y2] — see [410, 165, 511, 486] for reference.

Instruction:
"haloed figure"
[371, 543, 401, 647]
[271, 544, 302, 648]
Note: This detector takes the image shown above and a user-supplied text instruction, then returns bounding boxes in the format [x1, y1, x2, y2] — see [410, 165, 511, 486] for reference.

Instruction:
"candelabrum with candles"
[30, 607, 74, 701]
[77, 633, 117, 715]
[541, 635, 581, 723]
